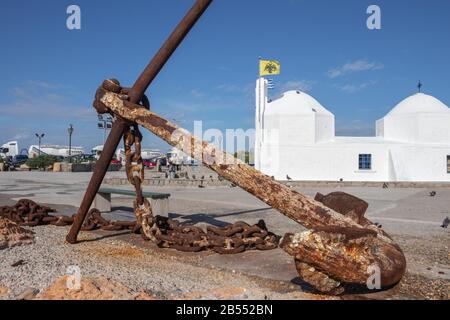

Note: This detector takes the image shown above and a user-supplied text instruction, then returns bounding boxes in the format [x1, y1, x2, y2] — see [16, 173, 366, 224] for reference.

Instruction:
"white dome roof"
[266, 90, 333, 115]
[387, 93, 450, 116]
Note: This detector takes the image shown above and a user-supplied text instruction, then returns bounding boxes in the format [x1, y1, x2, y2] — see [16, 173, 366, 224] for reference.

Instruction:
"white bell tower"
[255, 77, 268, 170]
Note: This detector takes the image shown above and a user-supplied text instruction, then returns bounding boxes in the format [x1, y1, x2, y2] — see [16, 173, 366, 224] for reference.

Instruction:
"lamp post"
[68, 124, 74, 162]
[35, 133, 45, 157]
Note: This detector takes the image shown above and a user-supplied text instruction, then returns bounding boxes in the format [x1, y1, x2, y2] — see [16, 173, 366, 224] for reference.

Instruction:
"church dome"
[266, 90, 333, 116]
[386, 93, 450, 116]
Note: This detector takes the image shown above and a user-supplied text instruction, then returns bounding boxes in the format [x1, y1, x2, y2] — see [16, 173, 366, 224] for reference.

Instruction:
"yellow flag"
[259, 59, 281, 76]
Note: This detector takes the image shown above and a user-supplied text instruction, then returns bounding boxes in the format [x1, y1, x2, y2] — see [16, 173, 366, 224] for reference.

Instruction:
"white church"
[254, 78, 450, 182]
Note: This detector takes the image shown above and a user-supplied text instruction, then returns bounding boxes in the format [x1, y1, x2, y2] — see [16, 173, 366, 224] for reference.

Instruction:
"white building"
[28, 145, 84, 158]
[255, 78, 450, 182]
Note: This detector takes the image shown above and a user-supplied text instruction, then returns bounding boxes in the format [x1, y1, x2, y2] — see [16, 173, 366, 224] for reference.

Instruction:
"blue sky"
[1, 0, 449, 152]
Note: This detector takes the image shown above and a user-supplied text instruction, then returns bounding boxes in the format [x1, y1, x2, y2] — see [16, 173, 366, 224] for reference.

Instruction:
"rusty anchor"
[66, 0, 406, 294]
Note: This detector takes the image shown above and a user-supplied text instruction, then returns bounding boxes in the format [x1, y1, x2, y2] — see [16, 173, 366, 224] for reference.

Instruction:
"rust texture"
[98, 91, 407, 293]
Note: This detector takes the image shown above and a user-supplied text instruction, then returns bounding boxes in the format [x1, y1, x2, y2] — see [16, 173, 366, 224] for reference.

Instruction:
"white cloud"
[189, 89, 205, 98]
[327, 60, 384, 78]
[337, 81, 377, 93]
[278, 80, 316, 93]
[216, 83, 253, 94]
[0, 81, 93, 120]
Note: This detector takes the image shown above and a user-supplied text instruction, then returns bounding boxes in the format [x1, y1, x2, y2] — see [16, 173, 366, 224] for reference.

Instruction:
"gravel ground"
[0, 225, 325, 300]
[1, 223, 448, 300]
[0, 172, 448, 300]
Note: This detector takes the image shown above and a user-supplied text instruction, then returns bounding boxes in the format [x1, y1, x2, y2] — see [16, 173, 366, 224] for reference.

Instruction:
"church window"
[447, 156, 450, 174]
[359, 154, 372, 170]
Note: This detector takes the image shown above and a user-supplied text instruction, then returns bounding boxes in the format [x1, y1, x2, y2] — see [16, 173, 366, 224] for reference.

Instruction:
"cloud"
[337, 81, 377, 93]
[327, 60, 384, 78]
[0, 81, 93, 120]
[189, 89, 205, 98]
[216, 83, 253, 94]
[278, 80, 316, 93]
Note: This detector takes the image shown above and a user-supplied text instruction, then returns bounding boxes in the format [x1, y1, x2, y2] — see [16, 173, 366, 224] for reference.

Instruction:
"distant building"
[28, 145, 84, 158]
[254, 78, 450, 182]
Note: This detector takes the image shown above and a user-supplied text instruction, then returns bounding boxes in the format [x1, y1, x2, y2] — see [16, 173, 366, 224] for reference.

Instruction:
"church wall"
[389, 146, 450, 181]
[277, 114, 316, 145]
[315, 113, 335, 142]
[261, 143, 390, 181]
[417, 114, 450, 144]
[383, 115, 418, 142]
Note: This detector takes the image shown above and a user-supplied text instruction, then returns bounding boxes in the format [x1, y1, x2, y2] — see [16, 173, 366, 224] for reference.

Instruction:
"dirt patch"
[37, 276, 156, 300]
[182, 286, 247, 300]
[395, 273, 449, 300]
[0, 217, 34, 250]
[0, 285, 8, 297]
[95, 246, 145, 258]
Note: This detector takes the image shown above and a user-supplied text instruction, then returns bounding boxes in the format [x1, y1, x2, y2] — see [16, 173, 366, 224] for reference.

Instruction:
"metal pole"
[103, 121, 107, 146]
[66, 0, 213, 243]
[68, 124, 73, 163]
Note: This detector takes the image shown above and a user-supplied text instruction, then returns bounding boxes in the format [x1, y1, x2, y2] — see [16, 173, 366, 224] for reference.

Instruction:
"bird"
[374, 222, 383, 229]
[270, 176, 275, 180]
[230, 183, 237, 188]
[286, 175, 292, 181]
[382, 183, 389, 189]
[429, 191, 437, 197]
[441, 217, 450, 229]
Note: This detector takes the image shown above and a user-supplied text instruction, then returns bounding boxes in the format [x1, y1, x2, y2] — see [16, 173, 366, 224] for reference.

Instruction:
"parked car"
[111, 159, 121, 165]
[143, 159, 157, 168]
[5, 155, 29, 170]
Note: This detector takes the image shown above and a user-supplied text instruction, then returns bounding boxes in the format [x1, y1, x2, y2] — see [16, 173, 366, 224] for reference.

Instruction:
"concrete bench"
[94, 187, 170, 216]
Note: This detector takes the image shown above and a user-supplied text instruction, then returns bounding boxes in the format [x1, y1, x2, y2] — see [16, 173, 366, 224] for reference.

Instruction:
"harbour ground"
[0, 171, 448, 300]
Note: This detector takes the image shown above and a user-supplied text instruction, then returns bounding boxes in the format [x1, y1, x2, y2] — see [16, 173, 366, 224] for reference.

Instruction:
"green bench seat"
[93, 187, 170, 215]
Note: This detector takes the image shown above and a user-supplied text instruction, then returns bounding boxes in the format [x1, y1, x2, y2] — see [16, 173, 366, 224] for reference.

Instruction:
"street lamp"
[97, 114, 113, 145]
[68, 124, 74, 162]
[35, 133, 45, 157]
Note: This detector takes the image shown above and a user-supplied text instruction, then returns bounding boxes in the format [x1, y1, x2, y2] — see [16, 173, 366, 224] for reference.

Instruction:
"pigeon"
[198, 185, 206, 189]
[429, 191, 437, 197]
[270, 176, 275, 180]
[441, 217, 450, 228]
[286, 175, 293, 181]
[382, 183, 389, 189]
[230, 183, 237, 188]
[374, 222, 383, 229]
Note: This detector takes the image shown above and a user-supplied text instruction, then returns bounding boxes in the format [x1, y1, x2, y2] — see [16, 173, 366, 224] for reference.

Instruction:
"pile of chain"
[0, 198, 280, 254]
[0, 199, 139, 232]
[153, 217, 280, 254]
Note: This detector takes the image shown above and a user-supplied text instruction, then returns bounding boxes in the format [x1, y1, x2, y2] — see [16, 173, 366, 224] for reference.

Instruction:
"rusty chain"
[0, 199, 280, 254]
[0, 199, 137, 232]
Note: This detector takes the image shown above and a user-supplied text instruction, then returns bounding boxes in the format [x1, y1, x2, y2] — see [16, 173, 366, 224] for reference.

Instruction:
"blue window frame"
[359, 154, 372, 170]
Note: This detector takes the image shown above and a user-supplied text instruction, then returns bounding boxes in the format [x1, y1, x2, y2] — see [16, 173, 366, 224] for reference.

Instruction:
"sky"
[1, 0, 450, 153]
